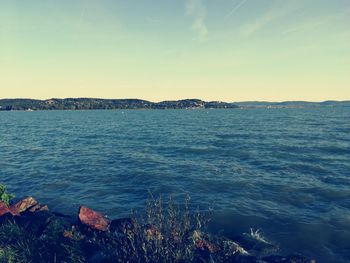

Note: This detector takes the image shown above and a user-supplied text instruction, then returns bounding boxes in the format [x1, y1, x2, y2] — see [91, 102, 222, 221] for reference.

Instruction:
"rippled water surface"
[1, 108, 349, 262]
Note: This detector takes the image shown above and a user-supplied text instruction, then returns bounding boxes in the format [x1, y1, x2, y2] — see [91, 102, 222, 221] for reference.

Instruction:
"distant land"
[0, 98, 238, 111]
[234, 100, 350, 108]
[0, 98, 349, 111]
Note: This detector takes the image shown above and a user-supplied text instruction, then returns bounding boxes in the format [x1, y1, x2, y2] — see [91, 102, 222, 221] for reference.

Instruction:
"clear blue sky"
[1, 0, 349, 101]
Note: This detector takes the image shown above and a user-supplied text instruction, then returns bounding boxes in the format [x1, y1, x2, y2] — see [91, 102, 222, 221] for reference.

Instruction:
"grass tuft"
[110, 194, 208, 262]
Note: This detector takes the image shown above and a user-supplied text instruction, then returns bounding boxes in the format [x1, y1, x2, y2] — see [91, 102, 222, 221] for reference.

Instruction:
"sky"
[0, 0, 349, 102]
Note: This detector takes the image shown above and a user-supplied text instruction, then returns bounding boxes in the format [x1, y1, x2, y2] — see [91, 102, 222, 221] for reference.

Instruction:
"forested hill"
[0, 98, 239, 111]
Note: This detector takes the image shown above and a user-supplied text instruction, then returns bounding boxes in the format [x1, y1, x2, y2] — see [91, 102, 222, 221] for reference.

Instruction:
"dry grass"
[109, 194, 210, 263]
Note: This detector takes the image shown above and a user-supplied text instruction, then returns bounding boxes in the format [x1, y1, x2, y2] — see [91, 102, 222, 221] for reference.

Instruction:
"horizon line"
[1, 97, 350, 104]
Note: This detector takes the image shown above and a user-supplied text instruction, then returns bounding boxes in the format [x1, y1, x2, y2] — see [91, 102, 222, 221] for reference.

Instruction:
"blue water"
[1, 108, 349, 262]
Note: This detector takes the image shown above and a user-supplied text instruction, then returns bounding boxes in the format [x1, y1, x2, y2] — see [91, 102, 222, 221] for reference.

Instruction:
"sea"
[0, 107, 349, 262]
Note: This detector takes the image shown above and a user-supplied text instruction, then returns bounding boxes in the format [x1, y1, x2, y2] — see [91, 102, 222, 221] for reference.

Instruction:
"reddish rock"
[8, 206, 20, 216]
[78, 206, 110, 231]
[12, 197, 38, 213]
[0, 202, 11, 217]
[0, 201, 20, 217]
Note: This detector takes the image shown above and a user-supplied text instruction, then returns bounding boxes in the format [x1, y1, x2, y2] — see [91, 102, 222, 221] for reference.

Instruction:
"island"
[0, 98, 239, 111]
[1, 98, 349, 111]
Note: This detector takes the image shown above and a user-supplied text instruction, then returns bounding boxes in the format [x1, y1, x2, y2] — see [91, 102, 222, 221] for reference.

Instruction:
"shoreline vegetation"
[0, 185, 316, 263]
[0, 98, 349, 111]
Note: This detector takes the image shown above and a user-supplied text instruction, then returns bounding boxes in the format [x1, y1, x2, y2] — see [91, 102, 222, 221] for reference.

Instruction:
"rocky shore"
[0, 196, 316, 263]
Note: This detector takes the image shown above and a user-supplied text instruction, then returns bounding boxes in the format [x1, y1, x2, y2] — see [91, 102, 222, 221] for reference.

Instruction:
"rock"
[12, 197, 38, 213]
[0, 201, 19, 217]
[8, 206, 20, 216]
[29, 204, 49, 213]
[78, 206, 110, 231]
[262, 255, 316, 263]
[0, 212, 15, 225]
[223, 240, 249, 256]
[228, 255, 258, 263]
[52, 212, 76, 226]
[110, 218, 135, 235]
[237, 231, 278, 255]
[0, 202, 11, 217]
[15, 210, 55, 235]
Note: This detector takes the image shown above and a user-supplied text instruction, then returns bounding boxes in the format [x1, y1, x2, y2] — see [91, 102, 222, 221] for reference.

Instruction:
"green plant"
[0, 246, 16, 263]
[0, 184, 15, 206]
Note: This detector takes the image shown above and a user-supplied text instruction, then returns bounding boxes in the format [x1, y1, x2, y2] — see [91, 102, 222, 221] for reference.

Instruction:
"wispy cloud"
[186, 0, 208, 41]
[283, 11, 349, 35]
[226, 0, 248, 18]
[239, 12, 275, 36]
[239, 2, 300, 37]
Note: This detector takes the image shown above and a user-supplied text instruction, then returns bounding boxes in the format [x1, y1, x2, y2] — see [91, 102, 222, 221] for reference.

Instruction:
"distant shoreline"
[0, 98, 349, 111]
[0, 98, 239, 111]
